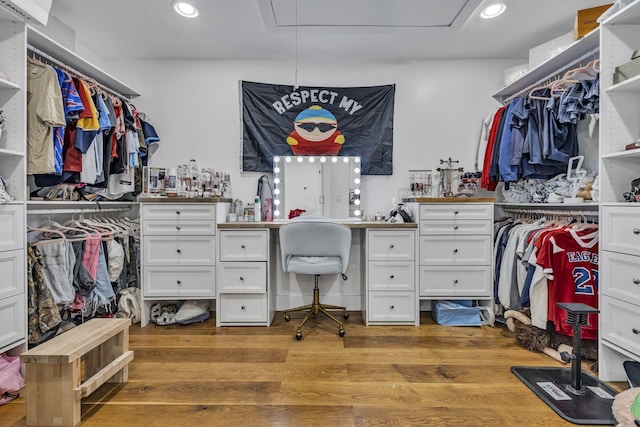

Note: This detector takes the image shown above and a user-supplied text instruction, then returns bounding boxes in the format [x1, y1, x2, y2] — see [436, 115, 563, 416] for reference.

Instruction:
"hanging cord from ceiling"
[294, 0, 299, 90]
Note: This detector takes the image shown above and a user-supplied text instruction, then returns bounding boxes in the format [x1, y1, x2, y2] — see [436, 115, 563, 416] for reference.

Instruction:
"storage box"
[432, 300, 482, 326]
[529, 32, 574, 70]
[614, 52, 640, 84]
[574, 4, 613, 40]
[504, 63, 529, 86]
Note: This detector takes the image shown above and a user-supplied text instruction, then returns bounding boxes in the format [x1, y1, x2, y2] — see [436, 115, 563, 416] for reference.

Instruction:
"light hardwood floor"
[0, 312, 626, 427]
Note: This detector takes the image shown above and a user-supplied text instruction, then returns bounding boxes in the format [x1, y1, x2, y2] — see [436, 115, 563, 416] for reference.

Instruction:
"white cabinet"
[418, 202, 493, 307]
[140, 203, 216, 326]
[216, 229, 273, 326]
[0, 204, 25, 353]
[599, 206, 640, 380]
[598, 0, 640, 381]
[0, 9, 27, 355]
[364, 229, 418, 325]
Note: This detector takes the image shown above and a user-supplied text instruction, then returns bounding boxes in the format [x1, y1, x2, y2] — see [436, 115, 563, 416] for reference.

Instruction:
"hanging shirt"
[536, 228, 599, 340]
[74, 78, 100, 153]
[481, 106, 505, 190]
[50, 68, 84, 175]
[26, 62, 66, 174]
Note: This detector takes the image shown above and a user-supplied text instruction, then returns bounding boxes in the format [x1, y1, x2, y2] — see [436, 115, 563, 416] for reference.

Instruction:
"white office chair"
[279, 216, 351, 340]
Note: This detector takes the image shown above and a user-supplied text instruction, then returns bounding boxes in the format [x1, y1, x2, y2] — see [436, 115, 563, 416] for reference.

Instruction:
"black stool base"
[511, 366, 618, 425]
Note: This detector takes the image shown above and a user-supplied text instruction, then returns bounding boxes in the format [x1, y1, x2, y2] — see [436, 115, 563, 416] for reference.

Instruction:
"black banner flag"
[241, 81, 395, 175]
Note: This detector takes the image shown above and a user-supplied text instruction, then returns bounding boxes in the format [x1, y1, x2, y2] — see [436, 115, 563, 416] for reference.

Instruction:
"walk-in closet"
[1, 1, 639, 426]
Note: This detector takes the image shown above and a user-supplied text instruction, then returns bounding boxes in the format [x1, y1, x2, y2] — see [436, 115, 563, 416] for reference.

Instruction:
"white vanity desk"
[139, 196, 495, 328]
[216, 220, 419, 327]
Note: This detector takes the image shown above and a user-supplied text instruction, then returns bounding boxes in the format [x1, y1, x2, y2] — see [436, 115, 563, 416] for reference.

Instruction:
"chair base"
[283, 276, 348, 340]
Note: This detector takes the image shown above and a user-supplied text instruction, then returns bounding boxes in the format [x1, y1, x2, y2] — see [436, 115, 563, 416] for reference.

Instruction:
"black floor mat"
[512, 366, 617, 425]
[624, 361, 640, 388]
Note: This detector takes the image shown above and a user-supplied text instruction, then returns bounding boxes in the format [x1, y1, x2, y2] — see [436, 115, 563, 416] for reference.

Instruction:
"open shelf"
[26, 26, 140, 98]
[607, 73, 640, 93]
[0, 148, 24, 157]
[602, 0, 640, 25]
[0, 76, 19, 91]
[493, 28, 599, 103]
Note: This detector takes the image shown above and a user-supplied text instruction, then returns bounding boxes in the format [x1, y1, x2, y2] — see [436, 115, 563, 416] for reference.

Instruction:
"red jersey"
[536, 228, 599, 340]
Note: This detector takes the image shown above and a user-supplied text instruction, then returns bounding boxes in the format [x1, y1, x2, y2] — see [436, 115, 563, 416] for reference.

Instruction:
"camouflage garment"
[27, 244, 62, 344]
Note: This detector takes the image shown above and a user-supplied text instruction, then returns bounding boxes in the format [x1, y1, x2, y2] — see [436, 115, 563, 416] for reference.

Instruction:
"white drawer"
[219, 293, 268, 323]
[367, 230, 415, 261]
[601, 295, 640, 357]
[419, 203, 492, 221]
[0, 250, 24, 300]
[143, 236, 215, 265]
[367, 261, 415, 291]
[601, 205, 640, 256]
[219, 230, 268, 262]
[218, 262, 266, 293]
[0, 204, 24, 251]
[601, 251, 640, 307]
[143, 266, 215, 297]
[419, 235, 491, 265]
[420, 265, 491, 297]
[142, 220, 216, 236]
[368, 291, 415, 323]
[142, 203, 216, 222]
[0, 294, 25, 351]
[420, 219, 492, 236]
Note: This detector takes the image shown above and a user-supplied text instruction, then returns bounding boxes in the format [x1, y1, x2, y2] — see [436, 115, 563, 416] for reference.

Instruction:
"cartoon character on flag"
[286, 105, 345, 155]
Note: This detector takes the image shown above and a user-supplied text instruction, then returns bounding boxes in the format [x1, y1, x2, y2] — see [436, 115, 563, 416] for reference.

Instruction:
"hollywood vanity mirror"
[272, 156, 362, 219]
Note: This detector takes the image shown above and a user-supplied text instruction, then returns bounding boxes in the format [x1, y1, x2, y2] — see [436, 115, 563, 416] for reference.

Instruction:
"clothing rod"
[501, 48, 600, 104]
[26, 207, 132, 215]
[500, 207, 599, 218]
[27, 44, 131, 101]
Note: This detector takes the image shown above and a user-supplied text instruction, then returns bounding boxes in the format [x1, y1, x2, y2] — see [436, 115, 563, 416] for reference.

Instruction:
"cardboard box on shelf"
[574, 4, 613, 40]
[529, 32, 574, 70]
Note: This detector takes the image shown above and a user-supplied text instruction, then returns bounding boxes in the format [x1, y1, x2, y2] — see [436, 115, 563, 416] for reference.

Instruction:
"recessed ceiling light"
[480, 3, 506, 19]
[171, 1, 198, 18]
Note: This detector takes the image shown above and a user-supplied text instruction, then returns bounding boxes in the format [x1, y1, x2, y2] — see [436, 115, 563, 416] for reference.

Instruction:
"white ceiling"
[48, 0, 612, 62]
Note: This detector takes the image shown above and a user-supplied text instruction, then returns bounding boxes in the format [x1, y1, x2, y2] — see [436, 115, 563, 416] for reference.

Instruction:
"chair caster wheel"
[339, 328, 345, 337]
[284, 313, 290, 321]
[296, 331, 302, 340]
[343, 312, 349, 319]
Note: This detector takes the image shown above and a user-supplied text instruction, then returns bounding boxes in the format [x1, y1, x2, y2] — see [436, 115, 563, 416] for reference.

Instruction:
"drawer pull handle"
[176, 210, 181, 215]
[176, 249, 182, 254]
[453, 279, 459, 284]
[634, 228, 640, 235]
[633, 328, 640, 335]
[634, 278, 640, 285]
[241, 305, 246, 311]
[241, 244, 246, 249]
[176, 225, 181, 230]
[177, 280, 182, 285]
[454, 225, 459, 230]
[389, 244, 395, 249]
[453, 249, 458, 253]
[454, 210, 459, 215]
[390, 305, 395, 310]
[390, 275, 395, 279]
[239, 276, 244, 281]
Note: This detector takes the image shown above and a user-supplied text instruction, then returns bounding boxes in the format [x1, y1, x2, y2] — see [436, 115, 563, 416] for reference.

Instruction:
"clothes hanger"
[41, 219, 86, 235]
[27, 225, 65, 236]
[528, 79, 554, 100]
[27, 52, 46, 67]
[77, 218, 115, 240]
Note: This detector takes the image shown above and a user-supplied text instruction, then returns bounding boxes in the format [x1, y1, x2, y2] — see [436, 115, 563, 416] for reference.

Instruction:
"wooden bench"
[20, 318, 133, 427]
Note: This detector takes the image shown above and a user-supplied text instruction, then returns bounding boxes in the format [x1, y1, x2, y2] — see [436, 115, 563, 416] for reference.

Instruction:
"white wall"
[107, 58, 518, 217]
